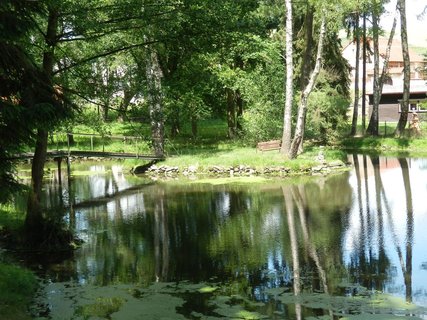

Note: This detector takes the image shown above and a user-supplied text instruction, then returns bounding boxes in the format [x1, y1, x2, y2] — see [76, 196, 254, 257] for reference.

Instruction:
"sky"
[381, 0, 427, 47]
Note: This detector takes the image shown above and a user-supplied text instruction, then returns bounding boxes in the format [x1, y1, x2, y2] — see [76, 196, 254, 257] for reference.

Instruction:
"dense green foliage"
[0, 0, 71, 202]
[0, 0, 357, 204]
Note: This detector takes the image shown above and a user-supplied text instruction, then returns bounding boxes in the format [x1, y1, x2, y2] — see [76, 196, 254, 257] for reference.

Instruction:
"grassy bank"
[0, 206, 38, 320]
[341, 136, 427, 155]
[0, 263, 37, 320]
[150, 145, 347, 172]
[46, 119, 427, 168]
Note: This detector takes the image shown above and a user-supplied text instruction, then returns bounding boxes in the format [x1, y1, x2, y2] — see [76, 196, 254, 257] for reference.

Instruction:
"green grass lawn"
[22, 117, 427, 172]
[44, 117, 427, 172]
[157, 145, 346, 171]
[341, 120, 427, 154]
[0, 206, 38, 320]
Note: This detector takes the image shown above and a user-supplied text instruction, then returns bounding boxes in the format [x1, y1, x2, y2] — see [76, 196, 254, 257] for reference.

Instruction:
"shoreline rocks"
[136, 160, 348, 179]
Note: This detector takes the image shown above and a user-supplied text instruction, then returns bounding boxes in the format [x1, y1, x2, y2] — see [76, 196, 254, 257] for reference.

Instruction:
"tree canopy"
[1, 0, 412, 245]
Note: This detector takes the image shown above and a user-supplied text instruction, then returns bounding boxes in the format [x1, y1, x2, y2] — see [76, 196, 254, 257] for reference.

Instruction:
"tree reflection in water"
[17, 157, 427, 318]
[349, 155, 416, 304]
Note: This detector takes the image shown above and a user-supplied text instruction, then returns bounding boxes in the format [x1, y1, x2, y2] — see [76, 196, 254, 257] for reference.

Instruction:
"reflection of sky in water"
[22, 156, 427, 320]
[344, 156, 427, 306]
[30, 157, 427, 317]
[75, 165, 132, 200]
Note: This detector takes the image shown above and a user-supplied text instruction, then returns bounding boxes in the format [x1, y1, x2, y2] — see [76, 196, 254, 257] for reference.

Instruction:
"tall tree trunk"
[102, 102, 109, 121]
[25, 8, 59, 232]
[296, 6, 313, 153]
[361, 13, 367, 134]
[26, 130, 49, 231]
[118, 88, 135, 122]
[170, 108, 180, 137]
[350, 14, 360, 136]
[395, 0, 411, 136]
[366, 9, 380, 136]
[367, 5, 398, 135]
[235, 57, 244, 133]
[280, 0, 293, 154]
[226, 88, 236, 139]
[236, 89, 243, 132]
[299, 7, 314, 90]
[146, 44, 164, 157]
[288, 14, 326, 159]
[191, 115, 198, 138]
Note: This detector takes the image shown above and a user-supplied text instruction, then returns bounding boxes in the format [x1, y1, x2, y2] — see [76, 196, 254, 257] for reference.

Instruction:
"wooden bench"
[256, 140, 281, 152]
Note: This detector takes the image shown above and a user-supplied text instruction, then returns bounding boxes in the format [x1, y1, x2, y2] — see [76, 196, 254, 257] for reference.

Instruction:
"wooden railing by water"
[10, 150, 164, 161]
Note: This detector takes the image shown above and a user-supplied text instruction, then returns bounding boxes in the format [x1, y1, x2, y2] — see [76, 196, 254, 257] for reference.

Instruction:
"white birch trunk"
[395, 0, 411, 136]
[367, 3, 398, 135]
[350, 14, 360, 136]
[145, 43, 164, 156]
[288, 14, 326, 159]
[280, 0, 293, 155]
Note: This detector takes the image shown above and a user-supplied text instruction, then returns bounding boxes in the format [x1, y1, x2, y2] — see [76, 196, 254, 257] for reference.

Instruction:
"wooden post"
[135, 137, 139, 158]
[384, 121, 387, 136]
[91, 135, 94, 151]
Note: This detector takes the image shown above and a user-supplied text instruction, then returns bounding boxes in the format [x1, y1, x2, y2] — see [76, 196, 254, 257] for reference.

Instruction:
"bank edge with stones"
[139, 161, 348, 178]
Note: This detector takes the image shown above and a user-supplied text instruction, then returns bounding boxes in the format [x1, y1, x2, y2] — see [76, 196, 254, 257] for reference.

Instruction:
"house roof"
[376, 37, 424, 62]
[387, 67, 404, 74]
[366, 67, 402, 76]
[342, 36, 426, 63]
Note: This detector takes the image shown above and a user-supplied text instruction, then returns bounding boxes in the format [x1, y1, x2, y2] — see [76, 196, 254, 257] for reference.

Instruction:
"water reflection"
[17, 157, 427, 318]
[345, 155, 425, 306]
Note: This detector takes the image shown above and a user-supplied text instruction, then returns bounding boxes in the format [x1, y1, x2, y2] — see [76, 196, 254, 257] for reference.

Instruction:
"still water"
[19, 155, 427, 319]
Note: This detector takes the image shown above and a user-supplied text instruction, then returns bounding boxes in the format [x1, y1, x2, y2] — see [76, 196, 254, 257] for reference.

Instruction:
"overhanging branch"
[53, 40, 157, 75]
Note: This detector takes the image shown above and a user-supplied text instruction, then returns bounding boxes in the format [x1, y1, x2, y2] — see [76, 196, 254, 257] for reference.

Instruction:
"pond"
[16, 155, 427, 319]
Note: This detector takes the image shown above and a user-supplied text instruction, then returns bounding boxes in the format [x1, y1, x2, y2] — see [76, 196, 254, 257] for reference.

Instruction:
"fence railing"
[52, 132, 146, 154]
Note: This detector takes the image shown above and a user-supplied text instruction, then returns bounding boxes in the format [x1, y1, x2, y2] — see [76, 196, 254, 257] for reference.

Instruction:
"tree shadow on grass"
[396, 137, 410, 148]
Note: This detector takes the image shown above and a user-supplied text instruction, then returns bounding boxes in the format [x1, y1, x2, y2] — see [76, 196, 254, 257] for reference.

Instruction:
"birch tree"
[145, 42, 165, 157]
[288, 11, 327, 159]
[280, 0, 294, 155]
[367, 1, 398, 136]
[366, 2, 381, 136]
[395, 0, 410, 136]
[345, 11, 361, 136]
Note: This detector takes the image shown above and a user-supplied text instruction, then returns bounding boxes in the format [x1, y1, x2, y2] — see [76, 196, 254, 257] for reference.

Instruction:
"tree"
[145, 41, 165, 156]
[280, 0, 294, 155]
[0, 0, 57, 203]
[345, 11, 361, 136]
[25, 4, 64, 238]
[288, 11, 327, 159]
[367, 1, 398, 136]
[365, 1, 381, 136]
[394, 0, 410, 136]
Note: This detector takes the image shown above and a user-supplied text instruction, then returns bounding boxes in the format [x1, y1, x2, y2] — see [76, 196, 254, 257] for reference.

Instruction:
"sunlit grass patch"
[0, 263, 38, 320]
[0, 204, 26, 232]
